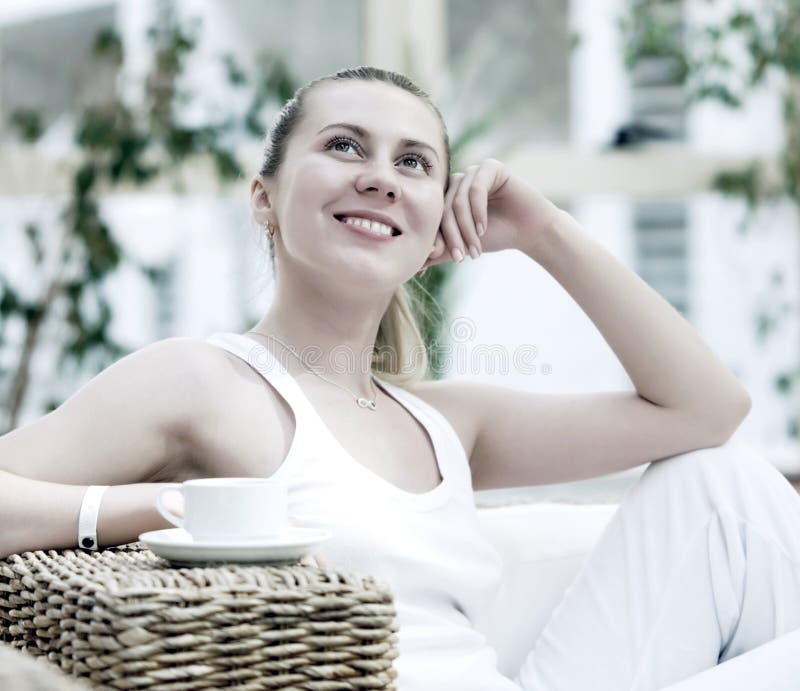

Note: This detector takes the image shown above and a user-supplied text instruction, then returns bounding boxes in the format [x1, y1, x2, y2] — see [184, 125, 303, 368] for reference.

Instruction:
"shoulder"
[125, 336, 258, 445]
[136, 336, 233, 391]
[405, 378, 491, 464]
[151, 336, 293, 474]
[142, 335, 273, 389]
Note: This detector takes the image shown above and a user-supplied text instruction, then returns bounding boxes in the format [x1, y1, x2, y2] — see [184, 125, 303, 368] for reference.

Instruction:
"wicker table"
[0, 543, 398, 690]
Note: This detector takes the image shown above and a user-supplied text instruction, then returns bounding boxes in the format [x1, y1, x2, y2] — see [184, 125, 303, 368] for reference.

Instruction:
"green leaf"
[92, 27, 123, 65]
[0, 284, 21, 317]
[774, 365, 800, 399]
[728, 11, 756, 31]
[211, 148, 243, 180]
[691, 83, 742, 108]
[44, 398, 63, 413]
[222, 53, 248, 86]
[9, 109, 44, 143]
[74, 163, 97, 196]
[711, 163, 762, 209]
[756, 311, 777, 341]
[24, 223, 45, 266]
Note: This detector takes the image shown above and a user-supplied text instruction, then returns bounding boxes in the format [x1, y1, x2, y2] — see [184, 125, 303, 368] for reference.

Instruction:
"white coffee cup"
[155, 478, 289, 543]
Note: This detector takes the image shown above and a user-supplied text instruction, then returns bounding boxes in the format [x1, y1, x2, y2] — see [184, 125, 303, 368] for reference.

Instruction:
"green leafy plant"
[1, 4, 298, 432]
[620, 0, 800, 439]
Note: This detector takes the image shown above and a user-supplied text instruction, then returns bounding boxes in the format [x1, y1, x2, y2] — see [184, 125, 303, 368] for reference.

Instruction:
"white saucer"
[138, 526, 333, 566]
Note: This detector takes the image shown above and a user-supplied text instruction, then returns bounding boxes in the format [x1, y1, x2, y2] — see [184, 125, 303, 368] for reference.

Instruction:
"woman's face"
[256, 80, 448, 287]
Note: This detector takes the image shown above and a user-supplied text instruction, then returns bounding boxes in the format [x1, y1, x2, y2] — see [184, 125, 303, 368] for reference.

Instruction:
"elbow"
[710, 390, 752, 445]
[738, 389, 753, 418]
[730, 389, 752, 428]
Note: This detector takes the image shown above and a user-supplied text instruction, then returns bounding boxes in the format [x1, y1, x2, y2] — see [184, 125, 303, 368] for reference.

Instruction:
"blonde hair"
[258, 66, 452, 386]
[373, 286, 430, 385]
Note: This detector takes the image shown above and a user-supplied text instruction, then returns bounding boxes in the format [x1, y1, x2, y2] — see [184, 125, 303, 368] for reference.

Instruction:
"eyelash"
[323, 135, 434, 173]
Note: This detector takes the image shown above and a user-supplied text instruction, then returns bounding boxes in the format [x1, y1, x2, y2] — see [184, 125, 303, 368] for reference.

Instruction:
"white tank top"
[206, 332, 520, 690]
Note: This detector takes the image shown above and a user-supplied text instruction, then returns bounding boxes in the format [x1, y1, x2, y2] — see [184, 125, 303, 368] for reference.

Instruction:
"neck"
[249, 251, 408, 400]
[249, 297, 391, 401]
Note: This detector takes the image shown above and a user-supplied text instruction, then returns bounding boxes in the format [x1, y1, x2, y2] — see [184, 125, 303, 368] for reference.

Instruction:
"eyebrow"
[316, 122, 440, 162]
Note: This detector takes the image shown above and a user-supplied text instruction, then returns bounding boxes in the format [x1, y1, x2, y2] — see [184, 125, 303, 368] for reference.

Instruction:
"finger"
[450, 164, 483, 258]
[433, 229, 446, 255]
[440, 172, 467, 262]
[161, 490, 185, 519]
[469, 160, 501, 238]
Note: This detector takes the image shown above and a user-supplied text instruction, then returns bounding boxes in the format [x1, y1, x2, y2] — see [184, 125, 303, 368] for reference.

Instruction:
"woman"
[1, 66, 799, 691]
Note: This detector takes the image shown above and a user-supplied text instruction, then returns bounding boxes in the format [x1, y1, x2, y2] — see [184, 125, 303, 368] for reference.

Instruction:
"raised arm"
[0, 337, 218, 557]
[419, 160, 751, 491]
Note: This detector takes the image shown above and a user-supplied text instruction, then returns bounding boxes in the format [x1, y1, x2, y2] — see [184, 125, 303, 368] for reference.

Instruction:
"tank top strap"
[373, 376, 472, 488]
[205, 331, 319, 422]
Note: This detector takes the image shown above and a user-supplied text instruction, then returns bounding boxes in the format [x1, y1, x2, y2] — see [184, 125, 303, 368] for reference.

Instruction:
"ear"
[250, 176, 279, 227]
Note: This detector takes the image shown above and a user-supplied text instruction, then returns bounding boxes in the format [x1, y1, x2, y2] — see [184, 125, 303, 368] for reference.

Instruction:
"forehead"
[300, 80, 444, 155]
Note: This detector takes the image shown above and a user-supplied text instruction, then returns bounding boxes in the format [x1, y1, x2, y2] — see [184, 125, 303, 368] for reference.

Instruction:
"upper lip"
[334, 210, 403, 234]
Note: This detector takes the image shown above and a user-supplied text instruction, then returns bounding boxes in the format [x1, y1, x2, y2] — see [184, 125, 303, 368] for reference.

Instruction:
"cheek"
[425, 194, 445, 236]
[281, 167, 329, 218]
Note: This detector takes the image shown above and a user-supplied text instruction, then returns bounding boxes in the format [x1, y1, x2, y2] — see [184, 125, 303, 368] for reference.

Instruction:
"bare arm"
[0, 475, 174, 557]
[0, 337, 219, 558]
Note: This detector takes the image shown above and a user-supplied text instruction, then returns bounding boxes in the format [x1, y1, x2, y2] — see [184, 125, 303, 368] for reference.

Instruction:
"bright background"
[0, 0, 797, 504]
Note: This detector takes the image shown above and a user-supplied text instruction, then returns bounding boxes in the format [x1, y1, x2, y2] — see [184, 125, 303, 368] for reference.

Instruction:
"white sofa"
[474, 500, 800, 690]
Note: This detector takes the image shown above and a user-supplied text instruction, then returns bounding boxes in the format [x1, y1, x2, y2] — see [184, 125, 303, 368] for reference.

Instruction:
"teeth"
[341, 216, 395, 237]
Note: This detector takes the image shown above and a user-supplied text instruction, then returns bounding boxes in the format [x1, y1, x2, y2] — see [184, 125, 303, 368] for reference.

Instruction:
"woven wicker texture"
[0, 543, 399, 690]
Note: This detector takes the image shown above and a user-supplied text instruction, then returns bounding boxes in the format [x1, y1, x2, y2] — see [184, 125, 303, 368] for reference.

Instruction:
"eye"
[324, 135, 361, 155]
[401, 153, 434, 173]
[324, 135, 434, 174]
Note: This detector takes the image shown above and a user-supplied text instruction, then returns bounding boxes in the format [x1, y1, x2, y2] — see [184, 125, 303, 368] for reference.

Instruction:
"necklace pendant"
[357, 397, 377, 410]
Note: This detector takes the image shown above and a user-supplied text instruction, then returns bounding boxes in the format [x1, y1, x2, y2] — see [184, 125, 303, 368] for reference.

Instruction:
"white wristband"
[78, 485, 109, 551]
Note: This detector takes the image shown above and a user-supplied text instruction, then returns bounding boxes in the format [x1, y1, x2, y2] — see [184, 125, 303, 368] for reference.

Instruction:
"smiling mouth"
[333, 215, 402, 237]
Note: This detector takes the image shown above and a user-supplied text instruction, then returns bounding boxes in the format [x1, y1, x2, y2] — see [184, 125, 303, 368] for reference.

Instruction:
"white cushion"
[474, 500, 800, 689]
[473, 501, 618, 677]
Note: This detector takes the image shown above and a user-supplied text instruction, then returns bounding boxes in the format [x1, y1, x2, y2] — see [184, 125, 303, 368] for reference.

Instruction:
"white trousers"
[514, 438, 800, 691]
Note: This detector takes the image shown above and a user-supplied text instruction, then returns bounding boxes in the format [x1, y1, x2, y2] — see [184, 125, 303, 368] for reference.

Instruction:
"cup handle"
[155, 483, 185, 528]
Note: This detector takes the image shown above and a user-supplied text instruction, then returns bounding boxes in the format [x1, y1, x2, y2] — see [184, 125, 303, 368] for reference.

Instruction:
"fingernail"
[477, 223, 485, 236]
[452, 248, 464, 262]
[468, 244, 479, 259]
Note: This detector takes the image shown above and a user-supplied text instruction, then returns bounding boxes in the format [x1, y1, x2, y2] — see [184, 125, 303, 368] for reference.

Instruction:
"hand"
[160, 489, 184, 518]
[420, 158, 563, 270]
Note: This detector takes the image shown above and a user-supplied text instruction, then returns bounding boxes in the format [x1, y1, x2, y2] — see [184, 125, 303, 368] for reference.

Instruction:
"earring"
[265, 222, 276, 238]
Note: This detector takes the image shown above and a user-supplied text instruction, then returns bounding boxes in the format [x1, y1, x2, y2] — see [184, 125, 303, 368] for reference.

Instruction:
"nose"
[355, 160, 401, 200]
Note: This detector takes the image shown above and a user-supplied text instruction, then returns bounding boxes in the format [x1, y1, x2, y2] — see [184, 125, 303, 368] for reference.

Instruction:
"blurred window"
[216, 0, 364, 83]
[628, 5, 688, 318]
[633, 202, 690, 318]
[0, 5, 117, 137]
[628, 2, 686, 139]
[445, 0, 570, 144]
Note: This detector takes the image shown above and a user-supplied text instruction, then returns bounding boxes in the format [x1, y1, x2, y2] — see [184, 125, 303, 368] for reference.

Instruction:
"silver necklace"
[246, 330, 378, 411]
